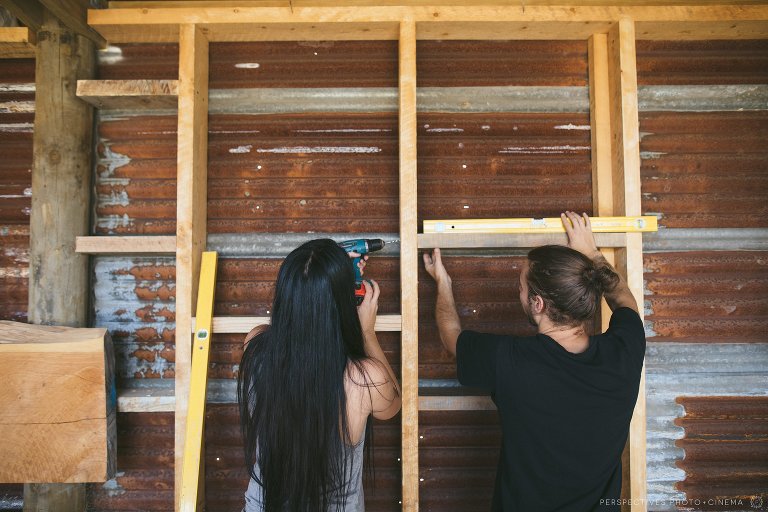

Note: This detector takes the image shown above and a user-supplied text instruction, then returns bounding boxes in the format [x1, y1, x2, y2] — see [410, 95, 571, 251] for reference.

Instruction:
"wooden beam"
[0, 27, 36, 58]
[88, 5, 768, 42]
[26, 8, 95, 512]
[38, 0, 107, 48]
[607, 17, 647, 512]
[192, 314, 403, 334]
[1, 0, 44, 32]
[174, 23, 208, 509]
[418, 232, 627, 249]
[588, 33, 616, 334]
[399, 18, 419, 512]
[76, 79, 179, 109]
[418, 395, 495, 411]
[118, 386, 175, 413]
[75, 235, 177, 254]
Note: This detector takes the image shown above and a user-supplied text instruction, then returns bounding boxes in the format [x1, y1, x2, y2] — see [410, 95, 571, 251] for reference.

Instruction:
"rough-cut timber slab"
[76, 79, 179, 109]
[0, 321, 116, 483]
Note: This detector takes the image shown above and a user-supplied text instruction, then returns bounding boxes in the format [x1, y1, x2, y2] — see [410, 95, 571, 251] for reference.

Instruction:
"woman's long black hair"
[237, 239, 373, 512]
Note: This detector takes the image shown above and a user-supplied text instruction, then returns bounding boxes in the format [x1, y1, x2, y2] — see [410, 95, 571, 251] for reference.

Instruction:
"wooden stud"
[87, 5, 768, 42]
[399, 18, 419, 512]
[75, 235, 177, 254]
[588, 33, 617, 333]
[26, 9, 96, 512]
[76, 79, 179, 109]
[418, 395, 494, 411]
[0, 27, 36, 58]
[418, 232, 628, 250]
[174, 23, 209, 510]
[192, 314, 403, 333]
[607, 17, 647, 512]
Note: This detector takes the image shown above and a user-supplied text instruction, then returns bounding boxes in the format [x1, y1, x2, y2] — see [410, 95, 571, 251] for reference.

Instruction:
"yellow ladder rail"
[180, 251, 218, 512]
[424, 215, 657, 234]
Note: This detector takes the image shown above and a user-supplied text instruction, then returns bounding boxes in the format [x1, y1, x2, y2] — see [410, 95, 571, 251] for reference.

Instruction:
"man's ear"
[531, 295, 545, 315]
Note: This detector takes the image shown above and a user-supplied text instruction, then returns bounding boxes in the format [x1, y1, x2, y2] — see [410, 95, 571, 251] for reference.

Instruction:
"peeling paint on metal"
[255, 145, 382, 154]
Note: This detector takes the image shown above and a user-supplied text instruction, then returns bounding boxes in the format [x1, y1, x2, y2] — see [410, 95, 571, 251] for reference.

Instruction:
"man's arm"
[561, 211, 639, 314]
[423, 248, 462, 356]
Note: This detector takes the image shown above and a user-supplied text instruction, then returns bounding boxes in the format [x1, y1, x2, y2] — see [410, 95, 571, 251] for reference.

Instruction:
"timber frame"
[73, 3, 768, 512]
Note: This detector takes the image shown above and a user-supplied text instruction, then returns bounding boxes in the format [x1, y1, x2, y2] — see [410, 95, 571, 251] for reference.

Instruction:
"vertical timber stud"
[587, 32, 616, 333]
[26, 9, 95, 512]
[175, 23, 209, 510]
[399, 18, 419, 512]
[607, 17, 647, 512]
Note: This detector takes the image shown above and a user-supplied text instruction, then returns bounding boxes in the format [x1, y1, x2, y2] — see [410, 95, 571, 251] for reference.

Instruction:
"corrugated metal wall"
[0, 56, 33, 508]
[1, 36, 765, 511]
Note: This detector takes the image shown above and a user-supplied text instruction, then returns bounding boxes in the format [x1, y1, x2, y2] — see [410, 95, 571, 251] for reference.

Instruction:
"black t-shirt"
[456, 308, 646, 512]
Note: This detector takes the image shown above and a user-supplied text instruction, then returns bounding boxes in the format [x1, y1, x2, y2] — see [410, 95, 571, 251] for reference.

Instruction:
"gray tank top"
[243, 435, 366, 512]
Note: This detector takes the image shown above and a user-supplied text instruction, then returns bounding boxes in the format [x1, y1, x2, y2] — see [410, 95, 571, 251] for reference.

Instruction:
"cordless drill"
[338, 238, 391, 304]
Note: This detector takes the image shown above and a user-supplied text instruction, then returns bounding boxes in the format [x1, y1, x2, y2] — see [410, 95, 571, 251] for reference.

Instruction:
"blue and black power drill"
[338, 238, 397, 304]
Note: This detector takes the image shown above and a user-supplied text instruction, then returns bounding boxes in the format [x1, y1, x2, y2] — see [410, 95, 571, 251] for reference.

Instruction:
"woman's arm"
[357, 279, 402, 420]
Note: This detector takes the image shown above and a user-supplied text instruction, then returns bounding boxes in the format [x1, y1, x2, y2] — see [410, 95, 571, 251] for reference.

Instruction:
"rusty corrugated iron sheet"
[418, 113, 593, 224]
[97, 111, 593, 235]
[419, 411, 499, 512]
[0, 58, 33, 323]
[87, 412, 174, 511]
[637, 40, 768, 85]
[644, 252, 768, 342]
[96, 43, 179, 80]
[207, 40, 586, 89]
[675, 396, 768, 510]
[93, 257, 177, 379]
[640, 111, 768, 229]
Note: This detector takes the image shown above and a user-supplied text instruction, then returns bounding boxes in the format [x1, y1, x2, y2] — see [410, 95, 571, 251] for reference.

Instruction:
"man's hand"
[561, 211, 600, 259]
[423, 248, 452, 287]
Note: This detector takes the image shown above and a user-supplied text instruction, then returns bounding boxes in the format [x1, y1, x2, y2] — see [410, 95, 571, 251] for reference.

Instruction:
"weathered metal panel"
[644, 252, 768, 342]
[419, 411, 500, 512]
[93, 257, 177, 379]
[418, 113, 593, 224]
[675, 396, 768, 511]
[645, 343, 768, 511]
[96, 43, 179, 80]
[0, 59, 33, 323]
[87, 412, 174, 511]
[639, 111, 768, 229]
[636, 40, 768, 86]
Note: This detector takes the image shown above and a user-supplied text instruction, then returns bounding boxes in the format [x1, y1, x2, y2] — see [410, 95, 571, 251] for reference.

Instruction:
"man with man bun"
[423, 211, 645, 512]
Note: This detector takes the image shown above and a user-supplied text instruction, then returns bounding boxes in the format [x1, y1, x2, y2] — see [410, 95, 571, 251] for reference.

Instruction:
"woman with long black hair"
[238, 238, 401, 512]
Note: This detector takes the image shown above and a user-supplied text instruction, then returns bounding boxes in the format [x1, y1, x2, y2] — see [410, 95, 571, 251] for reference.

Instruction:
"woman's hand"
[561, 211, 601, 259]
[347, 251, 368, 276]
[357, 278, 379, 335]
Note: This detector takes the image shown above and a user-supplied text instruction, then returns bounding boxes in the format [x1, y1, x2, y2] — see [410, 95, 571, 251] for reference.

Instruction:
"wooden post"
[399, 18, 419, 512]
[25, 8, 95, 512]
[588, 32, 617, 333]
[607, 17, 647, 512]
[174, 23, 209, 510]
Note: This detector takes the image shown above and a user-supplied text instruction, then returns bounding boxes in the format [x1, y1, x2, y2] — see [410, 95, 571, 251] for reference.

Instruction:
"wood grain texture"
[88, 5, 768, 42]
[399, 18, 419, 512]
[607, 18, 647, 511]
[75, 235, 177, 254]
[0, 322, 115, 483]
[0, 27, 35, 58]
[76, 79, 179, 109]
[174, 23, 209, 508]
